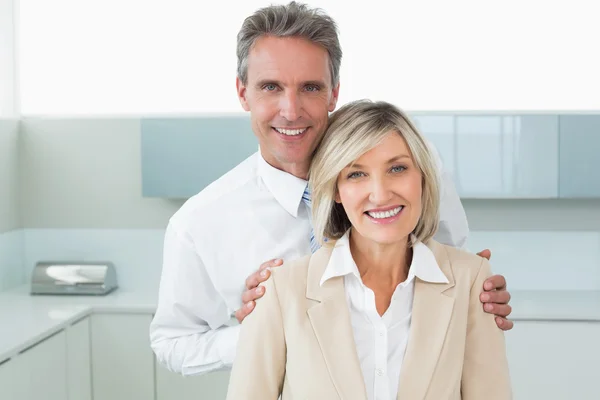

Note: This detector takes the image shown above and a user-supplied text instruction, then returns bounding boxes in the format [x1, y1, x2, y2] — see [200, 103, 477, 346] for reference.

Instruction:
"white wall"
[0, 119, 23, 290]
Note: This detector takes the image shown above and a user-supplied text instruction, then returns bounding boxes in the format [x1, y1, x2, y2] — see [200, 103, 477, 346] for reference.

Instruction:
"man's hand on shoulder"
[235, 258, 283, 323]
[477, 249, 514, 331]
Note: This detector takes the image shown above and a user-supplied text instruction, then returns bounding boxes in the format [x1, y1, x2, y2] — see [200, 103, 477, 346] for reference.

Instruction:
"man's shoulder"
[170, 152, 259, 228]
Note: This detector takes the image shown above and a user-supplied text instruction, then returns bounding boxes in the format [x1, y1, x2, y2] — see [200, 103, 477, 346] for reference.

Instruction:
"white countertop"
[0, 284, 157, 362]
[1, 285, 599, 363]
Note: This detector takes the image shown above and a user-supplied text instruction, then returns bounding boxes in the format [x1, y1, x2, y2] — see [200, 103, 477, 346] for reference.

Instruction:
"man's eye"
[263, 84, 277, 91]
[305, 85, 320, 92]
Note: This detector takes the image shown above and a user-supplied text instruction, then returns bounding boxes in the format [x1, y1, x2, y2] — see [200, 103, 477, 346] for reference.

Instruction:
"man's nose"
[279, 91, 301, 121]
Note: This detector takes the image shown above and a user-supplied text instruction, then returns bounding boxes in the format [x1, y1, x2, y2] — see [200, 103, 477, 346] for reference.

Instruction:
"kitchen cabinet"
[413, 114, 559, 198]
[91, 313, 155, 400]
[559, 115, 600, 198]
[141, 116, 258, 198]
[67, 317, 92, 400]
[506, 320, 600, 400]
[0, 357, 28, 400]
[17, 330, 68, 400]
[156, 364, 231, 400]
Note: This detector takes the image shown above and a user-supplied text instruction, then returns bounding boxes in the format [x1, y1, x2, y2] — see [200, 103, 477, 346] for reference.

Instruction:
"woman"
[226, 100, 512, 400]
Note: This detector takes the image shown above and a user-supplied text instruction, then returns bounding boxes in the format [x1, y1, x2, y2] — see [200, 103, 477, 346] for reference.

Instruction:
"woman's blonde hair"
[309, 99, 441, 247]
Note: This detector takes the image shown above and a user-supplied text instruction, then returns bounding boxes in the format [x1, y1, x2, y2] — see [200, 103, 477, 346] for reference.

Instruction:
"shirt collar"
[320, 230, 449, 286]
[256, 150, 308, 218]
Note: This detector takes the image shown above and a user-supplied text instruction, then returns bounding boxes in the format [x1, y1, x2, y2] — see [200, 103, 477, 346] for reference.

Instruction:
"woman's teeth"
[275, 128, 307, 136]
[367, 206, 403, 219]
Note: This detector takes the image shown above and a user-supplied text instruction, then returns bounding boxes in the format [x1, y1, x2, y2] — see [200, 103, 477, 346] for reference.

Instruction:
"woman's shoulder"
[426, 240, 489, 282]
[269, 245, 335, 296]
[270, 254, 312, 282]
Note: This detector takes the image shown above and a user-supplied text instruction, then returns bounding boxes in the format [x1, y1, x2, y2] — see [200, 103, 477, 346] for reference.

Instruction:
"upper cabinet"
[140, 113, 600, 199]
[412, 114, 559, 199]
[558, 115, 600, 198]
[141, 116, 258, 198]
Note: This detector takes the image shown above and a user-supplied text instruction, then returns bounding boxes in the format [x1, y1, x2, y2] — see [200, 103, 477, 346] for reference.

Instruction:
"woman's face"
[336, 131, 423, 246]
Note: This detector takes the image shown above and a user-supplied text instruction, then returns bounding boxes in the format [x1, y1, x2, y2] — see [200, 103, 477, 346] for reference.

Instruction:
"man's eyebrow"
[304, 80, 327, 88]
[255, 79, 282, 88]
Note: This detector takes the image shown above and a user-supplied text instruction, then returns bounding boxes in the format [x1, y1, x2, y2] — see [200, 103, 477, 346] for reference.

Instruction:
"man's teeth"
[367, 206, 403, 219]
[275, 128, 307, 136]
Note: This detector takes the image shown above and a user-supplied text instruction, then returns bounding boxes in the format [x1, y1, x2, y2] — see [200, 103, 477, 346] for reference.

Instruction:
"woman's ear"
[335, 189, 341, 204]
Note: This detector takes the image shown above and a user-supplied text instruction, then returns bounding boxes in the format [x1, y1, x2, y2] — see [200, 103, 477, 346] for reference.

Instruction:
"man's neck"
[261, 152, 310, 180]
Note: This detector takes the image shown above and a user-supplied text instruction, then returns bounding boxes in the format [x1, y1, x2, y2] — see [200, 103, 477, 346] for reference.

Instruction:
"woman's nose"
[368, 176, 393, 204]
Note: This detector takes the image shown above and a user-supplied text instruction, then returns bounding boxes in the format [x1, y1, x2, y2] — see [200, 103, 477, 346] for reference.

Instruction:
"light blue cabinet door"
[413, 115, 559, 198]
[411, 115, 456, 178]
[141, 116, 258, 198]
[559, 115, 600, 198]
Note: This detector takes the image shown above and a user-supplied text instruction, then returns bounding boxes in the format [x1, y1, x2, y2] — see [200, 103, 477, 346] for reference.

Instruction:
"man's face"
[236, 36, 340, 177]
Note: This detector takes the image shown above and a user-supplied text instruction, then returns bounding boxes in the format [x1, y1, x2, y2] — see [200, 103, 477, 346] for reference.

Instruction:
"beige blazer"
[226, 240, 512, 400]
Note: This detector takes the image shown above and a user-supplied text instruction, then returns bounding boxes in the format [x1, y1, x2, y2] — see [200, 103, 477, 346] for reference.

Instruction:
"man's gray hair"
[236, 1, 342, 87]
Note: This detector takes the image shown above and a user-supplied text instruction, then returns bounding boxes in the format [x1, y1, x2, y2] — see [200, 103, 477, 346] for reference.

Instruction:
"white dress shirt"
[150, 143, 468, 376]
[320, 231, 449, 400]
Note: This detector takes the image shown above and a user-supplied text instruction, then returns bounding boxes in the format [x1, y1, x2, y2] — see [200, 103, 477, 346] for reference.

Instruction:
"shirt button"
[379, 331, 384, 337]
[376, 368, 384, 376]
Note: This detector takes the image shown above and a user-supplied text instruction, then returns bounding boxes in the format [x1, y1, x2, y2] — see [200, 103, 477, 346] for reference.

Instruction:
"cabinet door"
[67, 317, 92, 400]
[413, 115, 559, 198]
[156, 362, 230, 400]
[454, 115, 559, 198]
[91, 313, 154, 400]
[17, 330, 68, 400]
[506, 320, 600, 400]
[0, 357, 28, 400]
[559, 115, 600, 198]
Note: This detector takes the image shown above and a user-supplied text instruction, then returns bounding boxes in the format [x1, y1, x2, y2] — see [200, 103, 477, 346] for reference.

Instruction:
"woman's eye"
[391, 165, 406, 173]
[347, 171, 364, 179]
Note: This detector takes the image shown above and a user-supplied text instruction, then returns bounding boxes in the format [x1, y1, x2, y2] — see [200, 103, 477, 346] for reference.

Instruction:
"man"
[150, 1, 513, 377]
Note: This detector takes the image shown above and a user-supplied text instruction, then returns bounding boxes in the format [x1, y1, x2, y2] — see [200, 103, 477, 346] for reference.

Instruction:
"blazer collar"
[305, 244, 369, 399]
[396, 239, 456, 399]
[305, 239, 456, 400]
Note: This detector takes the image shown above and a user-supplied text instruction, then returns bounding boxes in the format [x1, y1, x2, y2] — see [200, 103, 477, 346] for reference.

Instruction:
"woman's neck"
[349, 229, 412, 288]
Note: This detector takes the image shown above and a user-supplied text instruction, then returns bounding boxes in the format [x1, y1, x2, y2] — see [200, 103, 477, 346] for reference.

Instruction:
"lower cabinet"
[66, 317, 92, 400]
[156, 364, 231, 400]
[13, 330, 68, 400]
[506, 320, 600, 400]
[0, 354, 28, 400]
[90, 313, 155, 400]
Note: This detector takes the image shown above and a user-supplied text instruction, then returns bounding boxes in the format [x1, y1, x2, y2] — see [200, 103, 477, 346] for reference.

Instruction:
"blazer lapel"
[397, 241, 456, 400]
[305, 245, 368, 400]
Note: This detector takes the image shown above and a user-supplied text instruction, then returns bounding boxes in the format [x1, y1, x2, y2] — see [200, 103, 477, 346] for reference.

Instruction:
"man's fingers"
[259, 258, 283, 270]
[483, 303, 512, 318]
[480, 289, 511, 305]
[235, 301, 255, 323]
[483, 274, 507, 291]
[245, 271, 262, 290]
[477, 249, 492, 260]
[241, 285, 265, 304]
[495, 316, 514, 331]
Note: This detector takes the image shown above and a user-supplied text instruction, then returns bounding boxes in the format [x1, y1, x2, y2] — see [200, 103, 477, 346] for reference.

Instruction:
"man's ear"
[328, 82, 340, 112]
[236, 77, 250, 111]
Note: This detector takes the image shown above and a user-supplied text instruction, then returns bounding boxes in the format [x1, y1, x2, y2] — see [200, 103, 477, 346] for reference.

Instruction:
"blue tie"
[302, 185, 321, 253]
